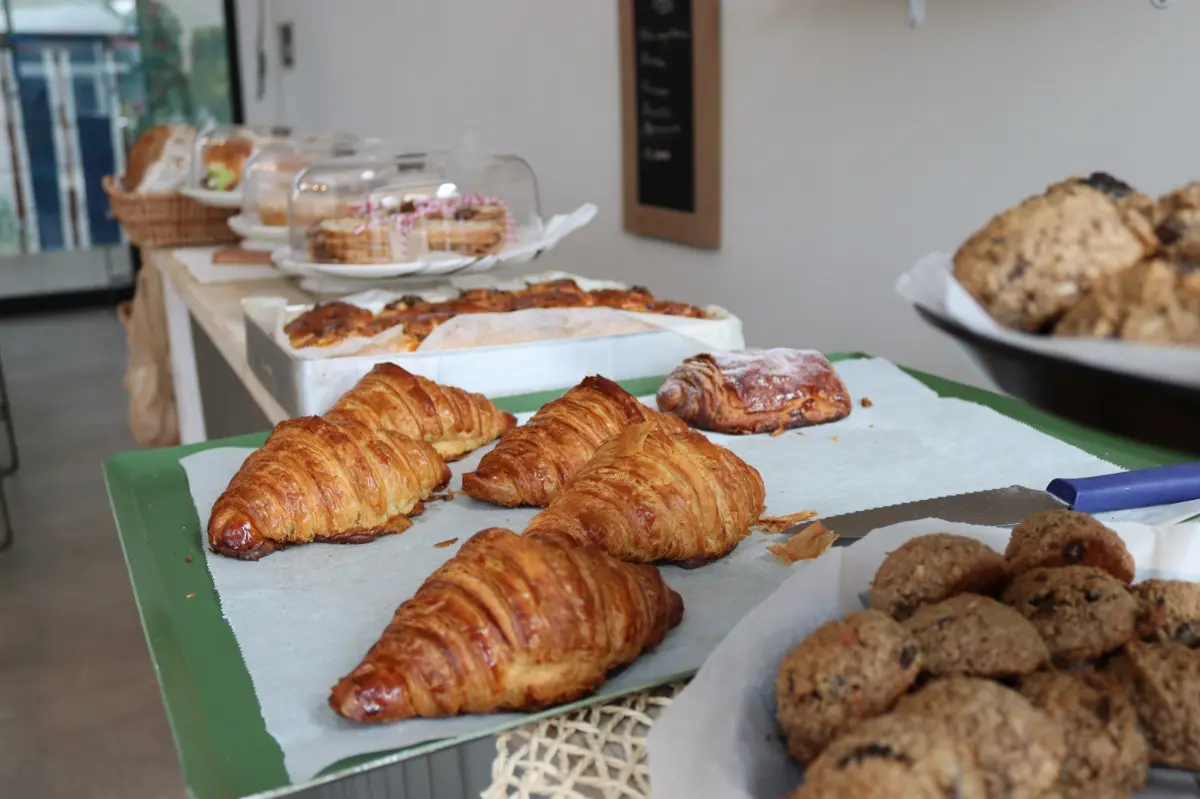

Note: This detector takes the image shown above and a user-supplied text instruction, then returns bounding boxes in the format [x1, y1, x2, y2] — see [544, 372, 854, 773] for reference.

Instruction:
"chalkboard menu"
[620, 0, 721, 249]
[633, 0, 695, 213]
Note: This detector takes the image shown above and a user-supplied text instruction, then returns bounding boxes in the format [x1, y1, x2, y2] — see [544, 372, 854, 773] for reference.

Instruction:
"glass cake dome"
[241, 137, 386, 228]
[290, 150, 542, 265]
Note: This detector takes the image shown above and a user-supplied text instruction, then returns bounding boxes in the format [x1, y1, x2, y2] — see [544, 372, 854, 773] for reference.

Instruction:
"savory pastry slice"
[207, 416, 450, 560]
[461, 375, 687, 508]
[523, 422, 765, 566]
[328, 527, 684, 722]
[656, 348, 851, 434]
[953, 172, 1157, 332]
[324, 363, 516, 461]
[284, 301, 374, 349]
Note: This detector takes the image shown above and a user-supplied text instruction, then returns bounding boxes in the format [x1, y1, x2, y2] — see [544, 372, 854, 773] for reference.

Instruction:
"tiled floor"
[0, 309, 185, 798]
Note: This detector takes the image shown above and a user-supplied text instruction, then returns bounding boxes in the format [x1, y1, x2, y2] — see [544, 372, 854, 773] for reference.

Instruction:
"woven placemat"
[485, 681, 688, 799]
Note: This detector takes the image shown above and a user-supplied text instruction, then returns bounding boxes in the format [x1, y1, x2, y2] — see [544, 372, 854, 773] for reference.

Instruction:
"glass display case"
[187, 124, 293, 193]
[290, 151, 542, 266]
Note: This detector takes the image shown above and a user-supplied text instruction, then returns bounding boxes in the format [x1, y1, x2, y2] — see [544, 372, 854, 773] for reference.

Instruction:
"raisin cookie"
[1131, 578, 1200, 647]
[894, 677, 1065, 799]
[775, 610, 921, 764]
[902, 593, 1049, 679]
[798, 714, 986, 799]
[1054, 253, 1200, 346]
[1107, 641, 1200, 770]
[953, 173, 1155, 332]
[1004, 510, 1135, 584]
[1002, 566, 1143, 667]
[870, 534, 1008, 620]
[1019, 669, 1149, 794]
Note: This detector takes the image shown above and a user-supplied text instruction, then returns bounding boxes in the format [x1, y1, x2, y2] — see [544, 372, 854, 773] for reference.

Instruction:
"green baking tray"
[102, 357, 1189, 799]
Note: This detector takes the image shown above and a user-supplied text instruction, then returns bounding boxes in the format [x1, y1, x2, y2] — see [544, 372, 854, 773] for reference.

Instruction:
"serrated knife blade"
[790, 462, 1200, 542]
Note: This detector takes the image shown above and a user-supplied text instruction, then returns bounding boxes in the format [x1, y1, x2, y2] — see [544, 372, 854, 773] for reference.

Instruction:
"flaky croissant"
[208, 416, 451, 560]
[461, 375, 687, 508]
[524, 422, 766, 566]
[329, 527, 684, 722]
[324, 363, 516, 461]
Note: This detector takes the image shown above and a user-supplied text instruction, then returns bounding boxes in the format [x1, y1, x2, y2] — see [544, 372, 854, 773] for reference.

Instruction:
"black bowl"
[915, 307, 1200, 455]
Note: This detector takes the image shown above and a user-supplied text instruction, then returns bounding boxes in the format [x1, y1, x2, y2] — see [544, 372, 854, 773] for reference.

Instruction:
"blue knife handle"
[1046, 463, 1200, 513]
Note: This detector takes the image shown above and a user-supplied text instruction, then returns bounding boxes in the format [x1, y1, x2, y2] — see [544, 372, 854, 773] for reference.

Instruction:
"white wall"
[235, 0, 1200, 385]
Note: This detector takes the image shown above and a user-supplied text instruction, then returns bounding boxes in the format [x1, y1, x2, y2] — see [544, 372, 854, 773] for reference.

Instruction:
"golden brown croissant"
[523, 423, 766, 566]
[460, 375, 687, 508]
[656, 349, 852, 434]
[208, 416, 451, 560]
[324, 363, 516, 461]
[329, 527, 684, 722]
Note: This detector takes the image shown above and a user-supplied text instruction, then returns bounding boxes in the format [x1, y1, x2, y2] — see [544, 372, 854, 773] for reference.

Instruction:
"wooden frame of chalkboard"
[619, 0, 721, 250]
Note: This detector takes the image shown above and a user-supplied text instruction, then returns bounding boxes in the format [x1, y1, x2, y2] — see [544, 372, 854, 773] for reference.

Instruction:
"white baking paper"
[179, 358, 1200, 783]
[648, 518, 1200, 799]
[897, 252, 1200, 389]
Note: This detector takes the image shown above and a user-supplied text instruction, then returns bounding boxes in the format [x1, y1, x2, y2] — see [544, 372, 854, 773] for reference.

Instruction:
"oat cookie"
[1019, 669, 1149, 794]
[870, 534, 1008, 620]
[774, 610, 921, 764]
[1002, 566, 1141, 667]
[902, 593, 1049, 678]
[1004, 510, 1134, 584]
[895, 677, 1065, 799]
[1131, 578, 1200, 647]
[1155, 181, 1200, 247]
[1107, 641, 1200, 770]
[1054, 254, 1200, 345]
[799, 714, 986, 799]
[953, 173, 1155, 332]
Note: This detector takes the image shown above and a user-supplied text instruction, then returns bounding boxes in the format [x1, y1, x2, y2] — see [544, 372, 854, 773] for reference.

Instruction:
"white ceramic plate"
[181, 186, 244, 209]
[228, 214, 289, 244]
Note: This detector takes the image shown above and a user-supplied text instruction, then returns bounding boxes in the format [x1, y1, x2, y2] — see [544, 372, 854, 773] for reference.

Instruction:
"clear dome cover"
[290, 151, 542, 265]
[241, 137, 387, 228]
[187, 126, 363, 193]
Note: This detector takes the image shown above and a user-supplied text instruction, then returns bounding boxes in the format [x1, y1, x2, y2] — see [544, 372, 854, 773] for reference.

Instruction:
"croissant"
[208, 416, 451, 560]
[461, 375, 687, 508]
[329, 527, 684, 722]
[523, 423, 765, 566]
[324, 363, 516, 461]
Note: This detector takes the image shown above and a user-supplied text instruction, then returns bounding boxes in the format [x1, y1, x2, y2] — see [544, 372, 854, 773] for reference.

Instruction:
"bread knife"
[791, 463, 1200, 542]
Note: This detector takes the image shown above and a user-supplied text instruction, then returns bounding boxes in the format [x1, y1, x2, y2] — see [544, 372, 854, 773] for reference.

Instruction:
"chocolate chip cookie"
[775, 610, 921, 764]
[1054, 253, 1200, 345]
[870, 534, 1008, 620]
[1002, 566, 1141, 667]
[1131, 578, 1200, 647]
[799, 714, 986, 799]
[1004, 510, 1135, 584]
[894, 677, 1065, 799]
[1019, 669, 1149, 795]
[902, 593, 1049, 679]
[1106, 641, 1200, 770]
[953, 174, 1155, 332]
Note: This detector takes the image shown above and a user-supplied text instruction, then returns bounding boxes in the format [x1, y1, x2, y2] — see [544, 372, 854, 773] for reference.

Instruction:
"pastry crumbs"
[185, 592, 196, 599]
[754, 510, 819, 533]
[861, 397, 873, 408]
[770, 426, 787, 437]
[767, 521, 839, 563]
[434, 538, 459, 548]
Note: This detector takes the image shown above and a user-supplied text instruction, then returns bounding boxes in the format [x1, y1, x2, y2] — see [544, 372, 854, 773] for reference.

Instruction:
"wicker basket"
[103, 175, 239, 248]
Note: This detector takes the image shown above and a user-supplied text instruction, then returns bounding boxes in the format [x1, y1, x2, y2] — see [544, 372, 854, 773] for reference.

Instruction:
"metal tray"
[916, 306, 1200, 455]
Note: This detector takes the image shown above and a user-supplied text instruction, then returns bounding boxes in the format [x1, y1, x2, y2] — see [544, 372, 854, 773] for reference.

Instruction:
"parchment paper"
[648, 518, 1200, 799]
[179, 358, 1200, 782]
[896, 252, 1200, 389]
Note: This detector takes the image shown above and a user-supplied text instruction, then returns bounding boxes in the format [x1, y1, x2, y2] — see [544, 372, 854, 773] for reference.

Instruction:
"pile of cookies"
[954, 174, 1200, 345]
[774, 509, 1199, 799]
